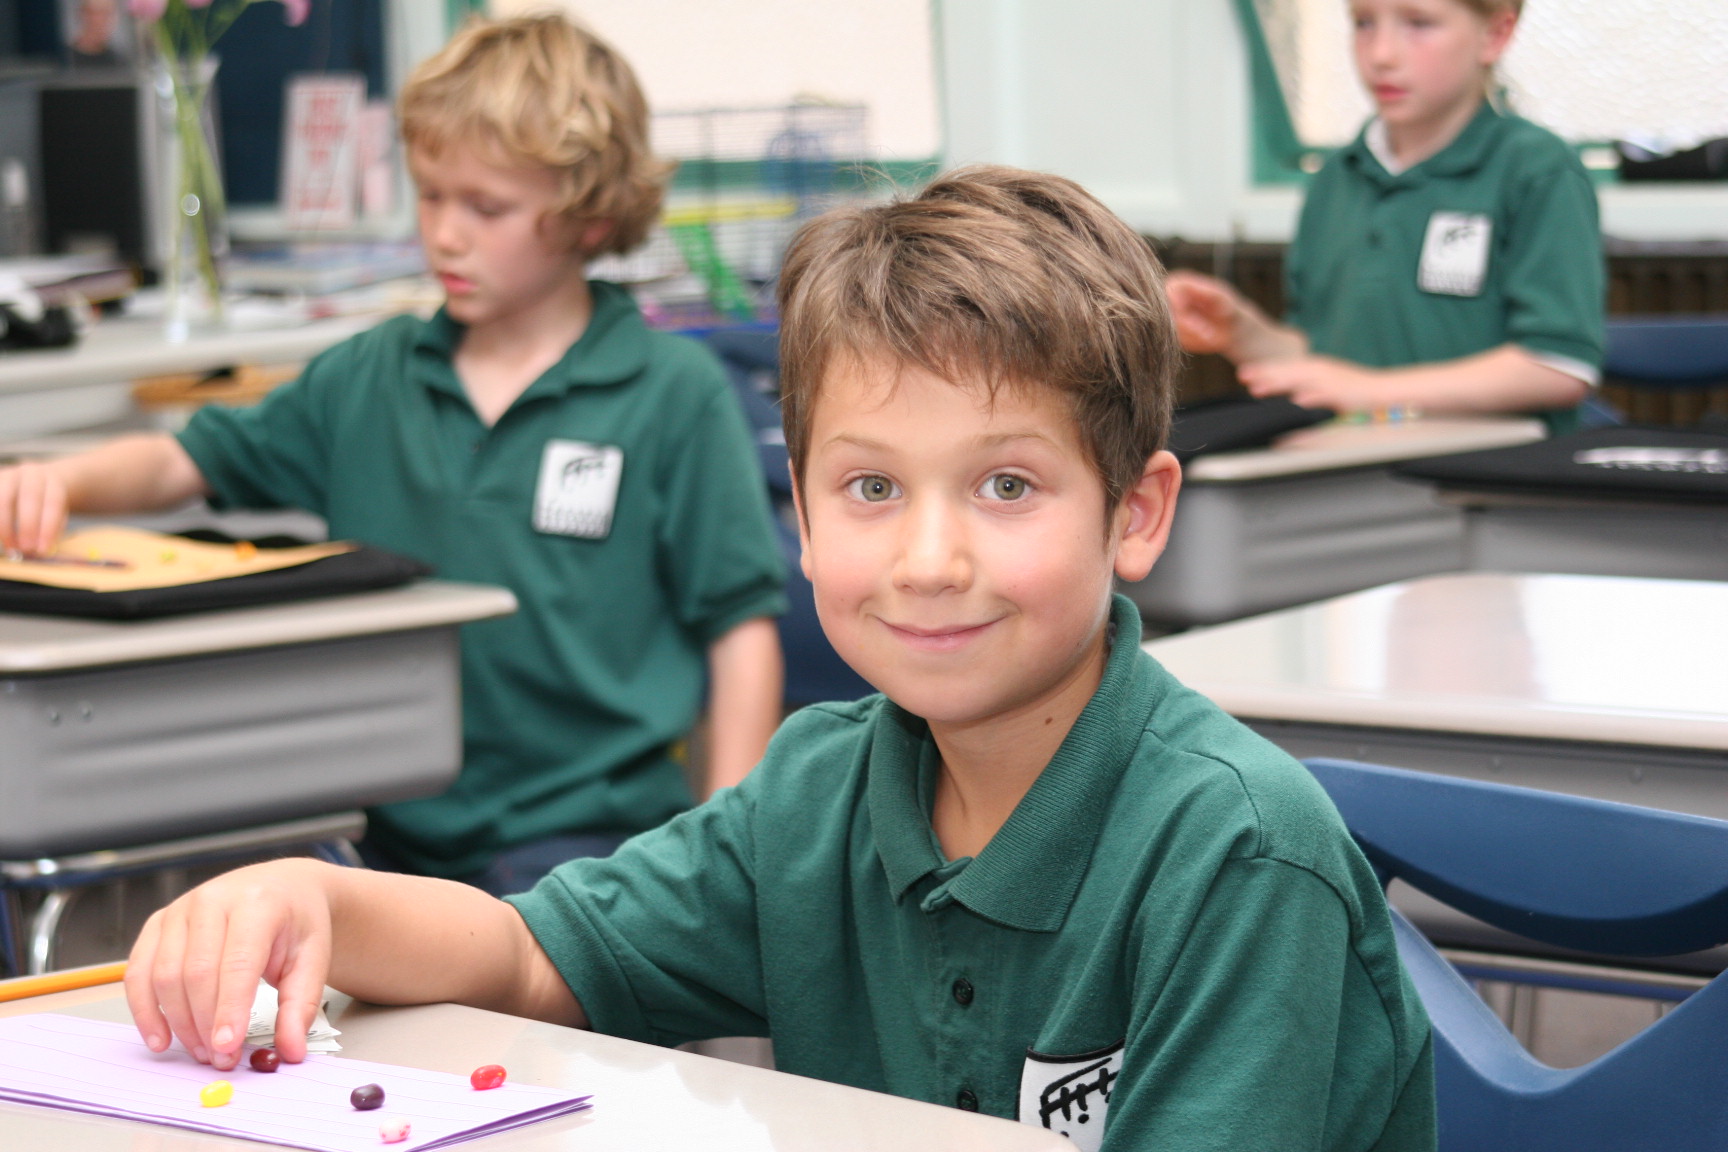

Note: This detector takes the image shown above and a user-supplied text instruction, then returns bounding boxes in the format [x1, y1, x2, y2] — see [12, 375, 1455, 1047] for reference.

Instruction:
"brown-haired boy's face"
[409, 143, 588, 329]
[796, 355, 1176, 731]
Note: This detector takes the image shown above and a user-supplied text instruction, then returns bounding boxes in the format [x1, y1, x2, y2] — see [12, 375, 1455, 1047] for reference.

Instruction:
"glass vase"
[154, 52, 228, 341]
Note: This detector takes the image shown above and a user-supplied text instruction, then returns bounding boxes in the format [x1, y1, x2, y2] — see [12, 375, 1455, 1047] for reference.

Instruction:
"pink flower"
[127, 0, 167, 20]
[278, 0, 310, 26]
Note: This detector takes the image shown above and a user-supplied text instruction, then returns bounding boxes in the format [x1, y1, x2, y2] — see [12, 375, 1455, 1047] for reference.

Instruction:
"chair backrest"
[1604, 315, 1728, 387]
[1304, 757, 1728, 1152]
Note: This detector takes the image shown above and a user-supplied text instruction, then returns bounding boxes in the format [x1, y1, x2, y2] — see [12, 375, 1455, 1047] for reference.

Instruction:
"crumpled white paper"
[247, 981, 342, 1053]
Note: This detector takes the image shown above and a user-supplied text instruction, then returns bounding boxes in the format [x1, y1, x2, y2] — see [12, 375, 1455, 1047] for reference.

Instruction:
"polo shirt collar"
[868, 594, 1162, 933]
[1346, 100, 1505, 188]
[412, 279, 653, 403]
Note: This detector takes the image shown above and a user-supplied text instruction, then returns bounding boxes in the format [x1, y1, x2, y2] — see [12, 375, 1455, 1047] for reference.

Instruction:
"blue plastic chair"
[1303, 757, 1728, 1152]
[1604, 314, 1728, 388]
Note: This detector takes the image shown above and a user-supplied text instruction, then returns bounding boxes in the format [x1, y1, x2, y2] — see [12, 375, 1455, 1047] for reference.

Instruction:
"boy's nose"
[893, 498, 972, 595]
[422, 208, 466, 255]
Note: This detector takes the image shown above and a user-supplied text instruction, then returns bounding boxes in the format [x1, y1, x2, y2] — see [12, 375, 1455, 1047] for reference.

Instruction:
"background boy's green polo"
[1287, 104, 1604, 434]
[511, 596, 1435, 1152]
[178, 282, 786, 877]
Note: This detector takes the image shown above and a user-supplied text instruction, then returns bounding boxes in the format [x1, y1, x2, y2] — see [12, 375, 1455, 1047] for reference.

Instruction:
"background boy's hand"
[1164, 270, 1243, 356]
[125, 859, 335, 1070]
[1239, 354, 1381, 412]
[0, 461, 71, 556]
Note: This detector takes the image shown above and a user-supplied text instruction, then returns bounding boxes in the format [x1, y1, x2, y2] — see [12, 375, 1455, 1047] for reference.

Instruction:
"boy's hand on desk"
[1239, 355, 1380, 413]
[125, 859, 334, 1071]
[0, 461, 71, 556]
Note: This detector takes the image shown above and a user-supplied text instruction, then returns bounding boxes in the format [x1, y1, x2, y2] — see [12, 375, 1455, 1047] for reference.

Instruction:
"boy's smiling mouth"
[882, 618, 1000, 652]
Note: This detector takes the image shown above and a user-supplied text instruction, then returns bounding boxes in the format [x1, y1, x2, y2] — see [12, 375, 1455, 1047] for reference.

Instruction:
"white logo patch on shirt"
[533, 440, 623, 539]
[1418, 211, 1492, 297]
[1018, 1041, 1122, 1152]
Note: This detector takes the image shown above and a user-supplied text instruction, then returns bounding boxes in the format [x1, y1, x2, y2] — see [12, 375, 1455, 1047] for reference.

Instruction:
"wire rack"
[592, 103, 886, 329]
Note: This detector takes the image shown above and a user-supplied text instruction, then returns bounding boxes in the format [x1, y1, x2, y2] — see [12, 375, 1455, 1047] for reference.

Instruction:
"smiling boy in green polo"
[125, 167, 1435, 1152]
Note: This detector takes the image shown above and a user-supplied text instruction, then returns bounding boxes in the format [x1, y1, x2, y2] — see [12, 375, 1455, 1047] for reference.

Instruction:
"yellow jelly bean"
[200, 1079, 234, 1108]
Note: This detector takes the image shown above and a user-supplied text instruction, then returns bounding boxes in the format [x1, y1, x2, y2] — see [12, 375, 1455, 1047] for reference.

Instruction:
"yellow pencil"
[0, 961, 127, 1003]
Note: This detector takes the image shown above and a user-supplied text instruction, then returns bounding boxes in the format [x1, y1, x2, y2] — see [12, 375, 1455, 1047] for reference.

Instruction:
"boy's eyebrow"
[818, 430, 1059, 454]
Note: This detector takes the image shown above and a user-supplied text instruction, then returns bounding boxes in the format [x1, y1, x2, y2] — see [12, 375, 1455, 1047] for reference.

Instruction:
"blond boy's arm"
[0, 433, 209, 555]
[125, 859, 584, 1073]
[701, 616, 784, 795]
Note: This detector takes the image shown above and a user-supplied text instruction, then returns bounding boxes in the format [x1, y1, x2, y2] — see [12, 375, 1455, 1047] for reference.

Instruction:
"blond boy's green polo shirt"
[511, 596, 1435, 1152]
[1287, 103, 1604, 434]
[177, 282, 786, 877]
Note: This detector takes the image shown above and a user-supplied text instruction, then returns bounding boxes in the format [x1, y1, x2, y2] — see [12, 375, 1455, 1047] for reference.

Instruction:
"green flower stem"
[154, 19, 226, 328]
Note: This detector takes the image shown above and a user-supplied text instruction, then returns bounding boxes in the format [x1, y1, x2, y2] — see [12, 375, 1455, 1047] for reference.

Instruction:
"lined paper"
[0, 1014, 591, 1151]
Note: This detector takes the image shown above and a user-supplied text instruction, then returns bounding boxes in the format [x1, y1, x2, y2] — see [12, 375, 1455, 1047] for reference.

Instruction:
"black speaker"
[38, 78, 149, 267]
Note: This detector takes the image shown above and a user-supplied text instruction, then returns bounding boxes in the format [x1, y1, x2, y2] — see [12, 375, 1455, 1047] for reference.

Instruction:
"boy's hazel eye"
[851, 475, 897, 502]
[982, 474, 1028, 501]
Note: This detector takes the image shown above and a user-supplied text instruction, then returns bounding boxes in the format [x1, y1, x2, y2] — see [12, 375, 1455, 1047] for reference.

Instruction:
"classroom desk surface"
[1182, 417, 1546, 483]
[0, 581, 519, 674]
[1124, 418, 1547, 628]
[0, 308, 383, 398]
[0, 987, 1076, 1152]
[1144, 571, 1728, 754]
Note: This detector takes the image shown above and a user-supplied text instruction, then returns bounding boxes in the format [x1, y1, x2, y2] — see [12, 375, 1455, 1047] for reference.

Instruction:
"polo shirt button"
[952, 977, 974, 1006]
[1368, 229, 1382, 246]
[956, 1088, 979, 1111]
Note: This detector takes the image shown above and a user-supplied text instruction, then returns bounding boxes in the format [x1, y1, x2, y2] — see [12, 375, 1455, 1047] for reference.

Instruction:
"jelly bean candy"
[469, 1064, 506, 1090]
[200, 1080, 234, 1108]
[379, 1117, 412, 1144]
[351, 1083, 386, 1110]
[234, 541, 257, 561]
[249, 1048, 281, 1073]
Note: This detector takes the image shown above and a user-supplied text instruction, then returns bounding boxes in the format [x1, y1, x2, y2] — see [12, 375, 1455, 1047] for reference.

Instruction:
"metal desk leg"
[28, 888, 75, 976]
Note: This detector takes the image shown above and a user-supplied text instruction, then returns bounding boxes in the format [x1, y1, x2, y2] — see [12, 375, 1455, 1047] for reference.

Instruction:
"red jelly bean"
[469, 1064, 506, 1090]
[249, 1048, 281, 1073]
[351, 1083, 385, 1111]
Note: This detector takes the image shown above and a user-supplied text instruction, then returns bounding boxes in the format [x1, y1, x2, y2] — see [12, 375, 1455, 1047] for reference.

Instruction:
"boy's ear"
[1112, 450, 1182, 584]
[1480, 8, 1517, 63]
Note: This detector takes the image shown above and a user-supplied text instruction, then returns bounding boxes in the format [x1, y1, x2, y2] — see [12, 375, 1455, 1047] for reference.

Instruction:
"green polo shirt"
[511, 596, 1434, 1152]
[177, 281, 786, 877]
[1287, 103, 1604, 434]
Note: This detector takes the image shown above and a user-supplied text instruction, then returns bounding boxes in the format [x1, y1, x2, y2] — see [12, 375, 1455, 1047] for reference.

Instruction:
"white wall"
[491, 0, 942, 160]
[936, 0, 1728, 242]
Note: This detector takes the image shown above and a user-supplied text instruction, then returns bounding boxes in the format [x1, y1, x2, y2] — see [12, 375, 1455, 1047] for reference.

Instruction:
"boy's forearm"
[320, 863, 586, 1027]
[55, 433, 211, 513]
[1378, 345, 1589, 413]
[1229, 307, 1309, 365]
[702, 616, 784, 794]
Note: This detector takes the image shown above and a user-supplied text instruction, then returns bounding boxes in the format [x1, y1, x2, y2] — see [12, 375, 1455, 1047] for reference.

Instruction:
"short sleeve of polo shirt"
[507, 784, 770, 1044]
[651, 361, 787, 643]
[174, 328, 376, 517]
[1109, 854, 1434, 1151]
[1497, 153, 1604, 372]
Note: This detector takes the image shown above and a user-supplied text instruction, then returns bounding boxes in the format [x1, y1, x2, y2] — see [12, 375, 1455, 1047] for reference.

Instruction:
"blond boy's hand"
[0, 461, 71, 557]
[125, 859, 335, 1071]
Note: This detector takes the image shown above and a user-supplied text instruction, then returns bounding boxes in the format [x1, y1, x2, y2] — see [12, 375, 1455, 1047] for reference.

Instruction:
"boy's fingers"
[147, 910, 209, 1063]
[11, 466, 43, 556]
[124, 915, 172, 1053]
[272, 950, 331, 1063]
[33, 478, 67, 557]
[0, 468, 16, 551]
[209, 901, 299, 1068]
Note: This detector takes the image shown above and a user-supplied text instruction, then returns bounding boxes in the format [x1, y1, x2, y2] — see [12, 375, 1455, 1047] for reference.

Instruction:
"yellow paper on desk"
[0, 526, 355, 592]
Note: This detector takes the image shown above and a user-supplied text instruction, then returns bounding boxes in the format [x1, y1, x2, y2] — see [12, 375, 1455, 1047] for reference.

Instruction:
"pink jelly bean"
[469, 1063, 506, 1090]
[379, 1117, 411, 1144]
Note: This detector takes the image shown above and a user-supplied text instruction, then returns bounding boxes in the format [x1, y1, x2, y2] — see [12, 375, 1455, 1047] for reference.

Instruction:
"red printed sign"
[281, 74, 366, 230]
